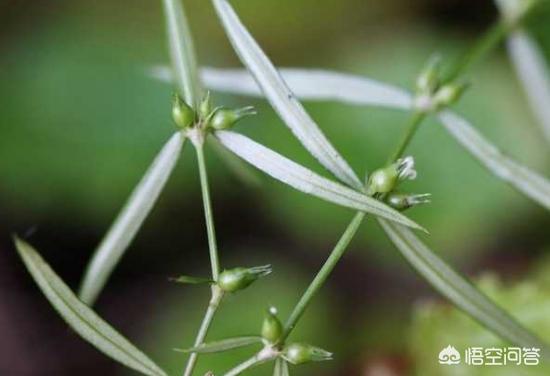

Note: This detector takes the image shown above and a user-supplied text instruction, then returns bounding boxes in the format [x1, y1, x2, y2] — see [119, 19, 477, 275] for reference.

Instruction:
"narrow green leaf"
[163, 0, 202, 107]
[170, 275, 214, 285]
[153, 62, 550, 209]
[150, 66, 413, 110]
[505, 29, 550, 142]
[14, 237, 168, 376]
[438, 111, 550, 210]
[216, 130, 425, 231]
[79, 132, 185, 305]
[273, 358, 289, 376]
[208, 136, 262, 187]
[175, 336, 262, 354]
[153, 64, 550, 211]
[211, 0, 363, 190]
[378, 220, 550, 354]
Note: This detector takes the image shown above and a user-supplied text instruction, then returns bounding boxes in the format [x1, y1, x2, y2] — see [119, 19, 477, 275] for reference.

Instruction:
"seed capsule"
[367, 157, 417, 195]
[261, 307, 283, 344]
[217, 265, 272, 293]
[282, 343, 333, 365]
[367, 166, 398, 195]
[172, 93, 195, 129]
[208, 106, 257, 130]
[386, 192, 431, 211]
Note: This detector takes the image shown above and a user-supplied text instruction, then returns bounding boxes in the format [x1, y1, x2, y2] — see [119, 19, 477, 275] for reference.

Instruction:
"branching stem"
[182, 139, 224, 376]
[280, 211, 366, 343]
[183, 285, 224, 376]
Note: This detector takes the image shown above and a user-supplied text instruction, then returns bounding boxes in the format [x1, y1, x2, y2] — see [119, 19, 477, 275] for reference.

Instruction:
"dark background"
[1, 0, 549, 375]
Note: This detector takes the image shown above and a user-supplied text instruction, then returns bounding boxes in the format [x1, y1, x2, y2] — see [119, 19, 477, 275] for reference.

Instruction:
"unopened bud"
[416, 55, 441, 95]
[433, 82, 468, 109]
[209, 106, 257, 130]
[282, 343, 333, 365]
[199, 92, 213, 120]
[172, 94, 195, 129]
[386, 192, 431, 211]
[217, 265, 272, 293]
[367, 156, 416, 195]
[261, 306, 283, 344]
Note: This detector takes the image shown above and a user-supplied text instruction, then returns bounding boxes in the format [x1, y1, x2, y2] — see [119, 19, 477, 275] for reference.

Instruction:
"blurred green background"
[0, 0, 549, 375]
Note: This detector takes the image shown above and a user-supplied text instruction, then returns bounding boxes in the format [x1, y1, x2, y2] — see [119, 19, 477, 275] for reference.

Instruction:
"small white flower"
[396, 156, 417, 181]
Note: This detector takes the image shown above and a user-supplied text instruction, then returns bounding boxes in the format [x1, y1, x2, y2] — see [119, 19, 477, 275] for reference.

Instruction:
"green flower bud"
[172, 93, 195, 129]
[367, 157, 417, 195]
[261, 307, 283, 344]
[199, 91, 213, 120]
[217, 265, 272, 293]
[416, 55, 441, 95]
[367, 166, 398, 195]
[282, 343, 333, 365]
[208, 106, 257, 130]
[386, 192, 431, 211]
[433, 82, 468, 109]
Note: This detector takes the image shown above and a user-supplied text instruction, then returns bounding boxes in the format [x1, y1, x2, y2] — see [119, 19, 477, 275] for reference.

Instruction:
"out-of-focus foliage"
[410, 256, 550, 375]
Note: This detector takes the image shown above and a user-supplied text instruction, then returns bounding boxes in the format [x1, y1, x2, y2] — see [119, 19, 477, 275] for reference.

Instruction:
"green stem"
[183, 286, 224, 376]
[182, 141, 223, 376]
[196, 143, 221, 280]
[442, 20, 509, 84]
[387, 111, 427, 164]
[280, 212, 366, 343]
[222, 349, 276, 376]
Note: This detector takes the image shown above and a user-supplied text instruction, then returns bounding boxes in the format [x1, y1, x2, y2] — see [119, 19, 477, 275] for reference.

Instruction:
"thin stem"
[442, 1, 541, 84]
[196, 143, 221, 280]
[387, 111, 427, 164]
[442, 20, 509, 84]
[280, 211, 366, 343]
[222, 348, 276, 376]
[182, 141, 223, 376]
[223, 355, 262, 376]
[183, 286, 224, 376]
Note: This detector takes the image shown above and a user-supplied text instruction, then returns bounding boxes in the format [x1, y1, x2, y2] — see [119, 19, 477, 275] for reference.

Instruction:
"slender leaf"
[79, 132, 185, 305]
[215, 130, 424, 231]
[170, 275, 214, 285]
[208, 136, 262, 187]
[153, 64, 550, 209]
[155, 63, 550, 211]
[175, 336, 262, 354]
[150, 65, 413, 110]
[211, 0, 363, 190]
[14, 237, 168, 376]
[438, 111, 550, 210]
[273, 358, 289, 376]
[163, 0, 202, 107]
[506, 29, 550, 142]
[378, 220, 550, 354]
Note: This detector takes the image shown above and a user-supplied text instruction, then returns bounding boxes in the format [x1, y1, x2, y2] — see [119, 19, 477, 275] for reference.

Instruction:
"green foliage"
[410, 262, 550, 375]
